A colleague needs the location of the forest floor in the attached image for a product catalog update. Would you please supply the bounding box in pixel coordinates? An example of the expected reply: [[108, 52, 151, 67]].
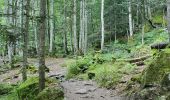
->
[[0, 58, 145, 100]]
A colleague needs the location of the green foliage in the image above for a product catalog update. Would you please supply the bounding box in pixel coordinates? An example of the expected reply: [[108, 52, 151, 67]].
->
[[152, 14, 164, 25], [0, 83, 13, 95], [141, 49, 170, 86], [0, 84, 18, 100], [35, 87, 64, 100], [94, 62, 135, 88], [66, 57, 91, 79], [17, 77, 39, 100]]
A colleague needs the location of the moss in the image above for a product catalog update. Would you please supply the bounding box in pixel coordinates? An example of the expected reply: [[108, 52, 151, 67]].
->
[[35, 86, 64, 100], [17, 77, 39, 100], [131, 73, 142, 84], [141, 49, 170, 86], [152, 14, 164, 25]]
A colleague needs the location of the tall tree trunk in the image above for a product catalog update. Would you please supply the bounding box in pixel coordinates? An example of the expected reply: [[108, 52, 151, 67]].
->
[[63, 0, 68, 54], [168, 0, 170, 42], [128, 0, 133, 37], [38, 0, 46, 91], [73, 0, 78, 55], [7, 0, 14, 68], [84, 0, 88, 54], [22, 0, 30, 81], [49, 0, 54, 53], [79, 0, 83, 53], [101, 0, 105, 51]]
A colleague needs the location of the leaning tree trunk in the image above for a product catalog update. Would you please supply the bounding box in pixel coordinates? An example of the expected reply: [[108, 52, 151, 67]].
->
[[38, 0, 47, 91]]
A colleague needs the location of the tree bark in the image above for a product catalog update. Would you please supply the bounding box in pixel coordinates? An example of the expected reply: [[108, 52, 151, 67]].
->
[[128, 0, 133, 37], [73, 0, 78, 55], [167, 0, 170, 42], [49, 0, 54, 53], [22, 0, 30, 81], [101, 0, 105, 51], [38, 0, 46, 91]]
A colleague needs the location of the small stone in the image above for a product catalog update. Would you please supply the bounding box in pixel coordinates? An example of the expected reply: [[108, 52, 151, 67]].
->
[[87, 87, 96, 92], [84, 82, 93, 86], [75, 89, 88, 94], [13, 75, 19, 79], [69, 79, 75, 82]]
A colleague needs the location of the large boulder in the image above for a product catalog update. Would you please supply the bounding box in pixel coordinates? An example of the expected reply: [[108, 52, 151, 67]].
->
[[141, 49, 170, 86]]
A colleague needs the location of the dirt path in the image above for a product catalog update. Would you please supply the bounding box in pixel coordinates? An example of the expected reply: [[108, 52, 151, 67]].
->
[[1, 58, 145, 100]]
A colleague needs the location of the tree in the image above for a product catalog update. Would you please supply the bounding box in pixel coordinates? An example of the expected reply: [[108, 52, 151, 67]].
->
[[167, 0, 170, 42], [49, 0, 54, 53], [73, 0, 78, 55], [101, 0, 104, 51], [38, 0, 47, 91], [128, 0, 133, 37], [22, 0, 30, 81]]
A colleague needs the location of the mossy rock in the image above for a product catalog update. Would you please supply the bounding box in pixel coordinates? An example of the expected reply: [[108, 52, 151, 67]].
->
[[35, 87, 64, 100], [17, 77, 39, 100], [141, 49, 170, 86], [161, 72, 170, 90]]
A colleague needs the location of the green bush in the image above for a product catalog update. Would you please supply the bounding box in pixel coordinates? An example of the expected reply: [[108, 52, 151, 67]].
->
[[0, 83, 13, 95], [17, 77, 39, 100], [35, 87, 64, 100], [66, 58, 91, 79], [94, 62, 135, 88]]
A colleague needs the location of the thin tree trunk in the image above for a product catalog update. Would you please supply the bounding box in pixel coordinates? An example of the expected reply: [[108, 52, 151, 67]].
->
[[73, 0, 78, 55], [49, 0, 54, 53], [167, 0, 170, 42], [101, 0, 104, 51], [63, 0, 68, 54], [79, 0, 83, 53], [128, 0, 133, 37], [84, 0, 88, 54]]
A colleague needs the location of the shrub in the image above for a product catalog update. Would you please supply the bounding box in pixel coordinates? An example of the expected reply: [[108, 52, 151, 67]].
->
[[66, 58, 91, 79], [17, 77, 39, 100], [94, 62, 135, 88], [36, 87, 64, 100], [0, 83, 13, 95]]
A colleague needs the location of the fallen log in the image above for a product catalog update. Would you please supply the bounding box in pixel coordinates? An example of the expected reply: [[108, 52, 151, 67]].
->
[[117, 55, 151, 63], [151, 42, 170, 50]]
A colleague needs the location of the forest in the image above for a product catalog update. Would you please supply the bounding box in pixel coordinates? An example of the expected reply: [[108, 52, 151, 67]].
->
[[0, 0, 170, 100]]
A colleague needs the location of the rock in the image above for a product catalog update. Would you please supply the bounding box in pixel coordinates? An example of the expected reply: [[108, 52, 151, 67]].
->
[[88, 87, 96, 92], [69, 79, 76, 82], [75, 89, 88, 94], [83, 81, 93, 86], [141, 49, 170, 86], [13, 75, 19, 79], [161, 72, 170, 90]]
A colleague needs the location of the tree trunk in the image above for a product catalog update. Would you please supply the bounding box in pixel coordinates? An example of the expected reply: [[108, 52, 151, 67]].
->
[[38, 0, 46, 91], [128, 0, 133, 37], [22, 0, 30, 81], [49, 0, 54, 53], [79, 0, 83, 53], [101, 0, 105, 51], [63, 0, 68, 54], [167, 0, 170, 42], [73, 0, 78, 55]]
